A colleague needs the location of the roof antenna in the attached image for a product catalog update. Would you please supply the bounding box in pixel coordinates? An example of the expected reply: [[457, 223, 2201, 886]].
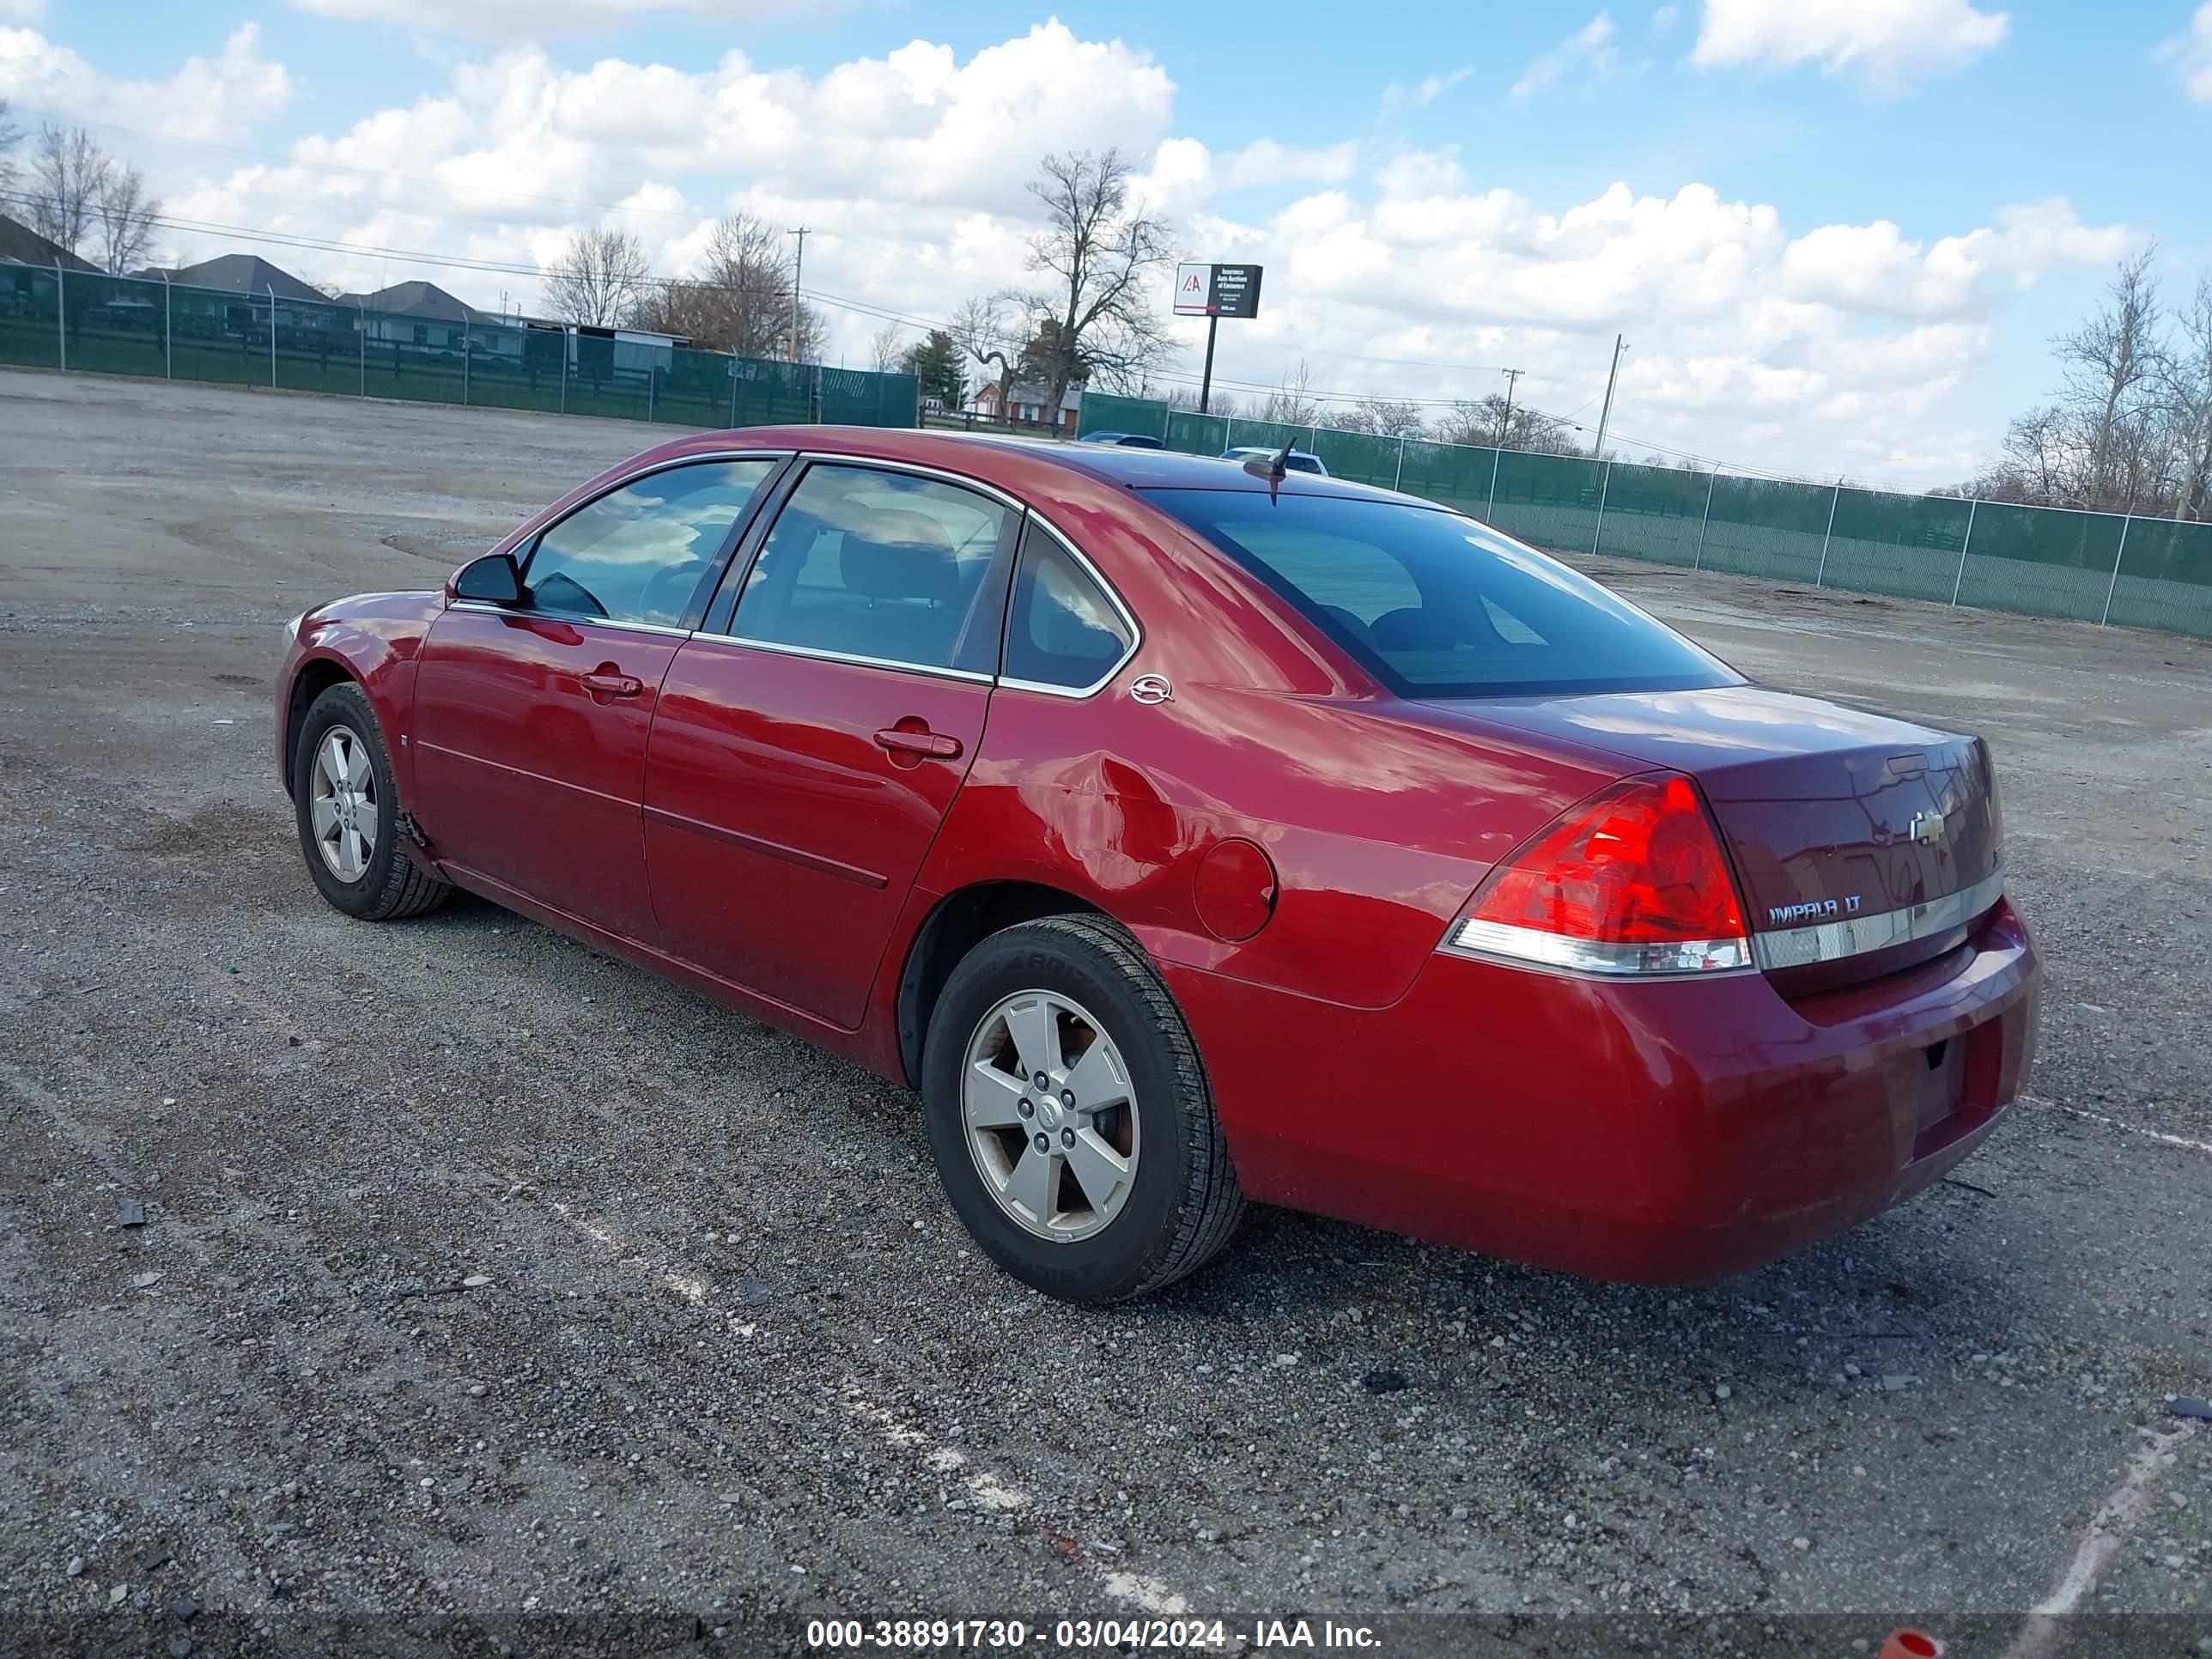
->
[[1241, 436, 1295, 501]]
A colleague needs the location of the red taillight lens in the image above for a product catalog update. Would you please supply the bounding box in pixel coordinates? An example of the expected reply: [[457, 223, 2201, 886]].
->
[[1445, 774, 1750, 976]]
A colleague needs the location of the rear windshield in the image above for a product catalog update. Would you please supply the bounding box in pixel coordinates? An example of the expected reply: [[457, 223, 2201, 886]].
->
[[1146, 489, 1741, 698]]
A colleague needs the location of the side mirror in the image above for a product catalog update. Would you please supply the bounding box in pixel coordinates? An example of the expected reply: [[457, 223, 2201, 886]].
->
[[452, 552, 523, 606]]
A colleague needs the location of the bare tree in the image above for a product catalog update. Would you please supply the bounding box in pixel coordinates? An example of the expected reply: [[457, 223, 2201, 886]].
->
[[1158, 384, 1241, 419], [1430, 392, 1586, 455], [1331, 396, 1427, 438], [2057, 246, 2166, 508], [94, 166, 161, 274], [950, 292, 1020, 410], [1018, 149, 1174, 414], [866, 322, 905, 374], [1257, 359, 1319, 428], [2161, 273, 2212, 521], [542, 228, 651, 330], [630, 216, 822, 360], [25, 123, 111, 259], [0, 99, 22, 197]]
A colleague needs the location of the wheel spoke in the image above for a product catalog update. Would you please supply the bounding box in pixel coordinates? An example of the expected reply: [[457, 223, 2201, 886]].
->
[[961, 987, 1139, 1244], [310, 795, 339, 836], [1064, 1040, 1130, 1114], [965, 1060, 1030, 1128], [1003, 995, 1061, 1082], [1006, 1143, 1057, 1223], [1062, 1127, 1129, 1212], [319, 732, 347, 789], [353, 798, 378, 850], [341, 826, 364, 877], [342, 736, 371, 789]]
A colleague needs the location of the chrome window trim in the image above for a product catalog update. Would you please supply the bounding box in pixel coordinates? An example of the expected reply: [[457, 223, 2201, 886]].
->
[[1000, 517, 1144, 701], [702, 634, 996, 684], [506, 449, 794, 621], [687, 453, 1144, 696], [515, 450, 796, 572], [447, 600, 694, 638], [789, 451, 1034, 516], [1751, 867, 2005, 973]]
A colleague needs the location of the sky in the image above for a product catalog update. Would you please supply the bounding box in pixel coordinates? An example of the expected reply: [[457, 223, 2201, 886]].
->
[[3, 0, 2209, 489]]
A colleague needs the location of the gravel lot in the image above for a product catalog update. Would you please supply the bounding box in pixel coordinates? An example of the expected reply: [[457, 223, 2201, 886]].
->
[[2, 369, 2207, 1658]]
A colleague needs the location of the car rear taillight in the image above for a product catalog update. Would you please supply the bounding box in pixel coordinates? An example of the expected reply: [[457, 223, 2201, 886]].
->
[[1442, 773, 1752, 976]]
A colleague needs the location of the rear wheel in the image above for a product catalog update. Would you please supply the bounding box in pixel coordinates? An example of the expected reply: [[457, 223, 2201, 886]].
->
[[291, 682, 453, 921], [921, 915, 1244, 1303]]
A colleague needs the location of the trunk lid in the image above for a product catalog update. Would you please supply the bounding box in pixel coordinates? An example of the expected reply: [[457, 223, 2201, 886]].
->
[[1435, 685, 2003, 988]]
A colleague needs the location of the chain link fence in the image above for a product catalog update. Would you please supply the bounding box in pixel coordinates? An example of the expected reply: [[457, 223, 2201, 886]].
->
[[1080, 392, 2212, 640], [0, 264, 920, 432]]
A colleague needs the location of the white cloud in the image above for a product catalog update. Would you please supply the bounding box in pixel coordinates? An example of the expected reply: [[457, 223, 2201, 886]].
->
[[287, 0, 807, 33], [1779, 200, 2130, 316], [1211, 167, 2124, 483], [0, 0, 44, 25], [0, 23, 291, 143], [162, 22, 1176, 339], [1223, 138, 1359, 190], [1380, 66, 1472, 112], [1653, 5, 1680, 29], [1692, 0, 2008, 94], [2159, 3, 2212, 102], [1511, 12, 1619, 100], [65, 19, 2119, 488]]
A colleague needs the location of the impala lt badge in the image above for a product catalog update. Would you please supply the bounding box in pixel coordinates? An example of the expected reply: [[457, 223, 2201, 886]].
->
[[1769, 894, 1864, 926]]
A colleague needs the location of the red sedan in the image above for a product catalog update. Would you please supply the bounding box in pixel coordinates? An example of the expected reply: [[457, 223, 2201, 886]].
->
[[276, 428, 2038, 1302]]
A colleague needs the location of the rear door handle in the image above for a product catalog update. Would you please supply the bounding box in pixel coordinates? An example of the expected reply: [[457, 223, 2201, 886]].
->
[[581, 672, 644, 698], [874, 727, 963, 760]]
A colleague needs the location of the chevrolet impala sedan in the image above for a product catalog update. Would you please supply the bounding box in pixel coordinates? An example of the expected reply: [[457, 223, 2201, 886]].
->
[[276, 429, 2038, 1302]]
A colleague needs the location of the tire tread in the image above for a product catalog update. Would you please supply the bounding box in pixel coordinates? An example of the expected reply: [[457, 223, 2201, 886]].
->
[[296, 683, 454, 922], [1000, 913, 1245, 1299]]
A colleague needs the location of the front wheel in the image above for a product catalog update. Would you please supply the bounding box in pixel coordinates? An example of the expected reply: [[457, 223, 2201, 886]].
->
[[921, 915, 1244, 1303], [291, 682, 453, 921]]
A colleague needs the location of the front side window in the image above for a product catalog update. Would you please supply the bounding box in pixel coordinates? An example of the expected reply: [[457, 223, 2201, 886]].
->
[[732, 464, 1010, 672], [1147, 489, 1739, 698], [1002, 523, 1134, 691], [523, 459, 776, 627]]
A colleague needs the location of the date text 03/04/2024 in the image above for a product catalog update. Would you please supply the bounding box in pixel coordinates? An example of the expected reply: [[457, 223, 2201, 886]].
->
[[804, 1617, 1382, 1650]]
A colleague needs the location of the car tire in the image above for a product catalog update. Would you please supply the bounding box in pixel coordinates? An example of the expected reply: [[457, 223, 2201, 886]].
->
[[921, 914, 1244, 1303], [291, 681, 453, 922]]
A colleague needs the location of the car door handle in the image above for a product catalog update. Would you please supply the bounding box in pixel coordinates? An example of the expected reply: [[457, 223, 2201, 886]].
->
[[580, 672, 644, 698], [874, 727, 963, 760]]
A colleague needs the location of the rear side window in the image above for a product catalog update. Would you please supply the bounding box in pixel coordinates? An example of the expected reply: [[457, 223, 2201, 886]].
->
[[732, 464, 1011, 672], [1146, 489, 1738, 697], [1002, 523, 1135, 692], [524, 459, 775, 627]]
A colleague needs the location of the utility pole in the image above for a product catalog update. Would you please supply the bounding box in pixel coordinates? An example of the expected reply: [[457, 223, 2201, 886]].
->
[[787, 226, 809, 364], [1591, 332, 1627, 459], [1498, 367, 1524, 447], [1199, 313, 1220, 415]]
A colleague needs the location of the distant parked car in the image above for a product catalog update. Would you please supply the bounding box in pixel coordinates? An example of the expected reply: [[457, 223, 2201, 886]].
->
[[1079, 431, 1165, 448], [1224, 445, 1328, 476]]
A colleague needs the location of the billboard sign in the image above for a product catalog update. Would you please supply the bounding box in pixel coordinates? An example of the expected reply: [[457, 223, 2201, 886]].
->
[[1172, 263, 1264, 319]]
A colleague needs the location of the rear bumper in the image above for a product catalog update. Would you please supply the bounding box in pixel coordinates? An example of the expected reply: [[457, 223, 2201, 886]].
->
[[1169, 899, 2039, 1282]]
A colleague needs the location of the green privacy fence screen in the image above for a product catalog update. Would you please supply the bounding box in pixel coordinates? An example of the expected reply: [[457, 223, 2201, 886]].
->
[[0, 265, 919, 432], [1078, 392, 2212, 640]]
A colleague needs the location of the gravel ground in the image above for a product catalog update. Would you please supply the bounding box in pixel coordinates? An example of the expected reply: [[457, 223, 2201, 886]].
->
[[1, 369, 2207, 1659]]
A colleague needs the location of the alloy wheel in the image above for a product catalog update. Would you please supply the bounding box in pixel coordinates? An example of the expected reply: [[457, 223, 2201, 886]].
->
[[962, 989, 1139, 1242], [308, 724, 378, 882]]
